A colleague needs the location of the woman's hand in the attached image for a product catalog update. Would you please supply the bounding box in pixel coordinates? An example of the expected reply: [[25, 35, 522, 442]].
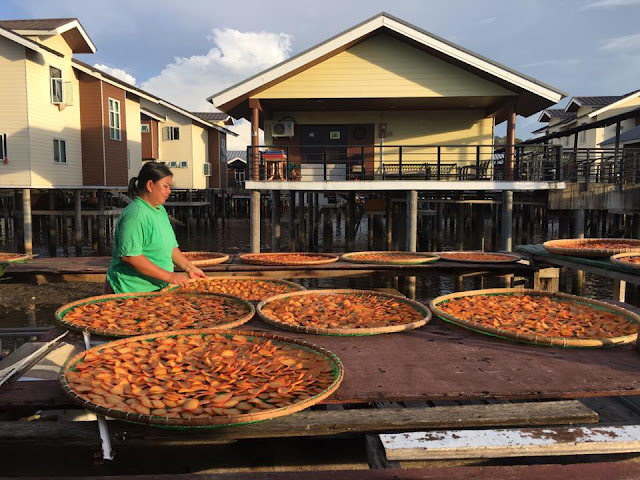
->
[[185, 263, 207, 279], [167, 271, 191, 287]]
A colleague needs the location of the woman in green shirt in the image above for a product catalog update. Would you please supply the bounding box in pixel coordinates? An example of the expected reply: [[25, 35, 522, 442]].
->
[[105, 162, 207, 294]]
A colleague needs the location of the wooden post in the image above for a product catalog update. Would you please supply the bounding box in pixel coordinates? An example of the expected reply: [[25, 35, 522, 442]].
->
[[322, 207, 333, 253], [533, 267, 560, 292], [501, 190, 513, 251], [250, 102, 261, 253], [505, 103, 516, 181], [347, 192, 356, 251], [313, 193, 320, 250], [22, 189, 33, 255], [573, 210, 585, 239], [48, 190, 57, 257], [288, 191, 296, 251], [456, 202, 465, 250], [307, 193, 314, 250], [614, 279, 626, 303], [368, 214, 374, 250], [271, 190, 281, 252], [74, 189, 82, 256], [297, 191, 305, 249], [473, 204, 485, 251], [406, 190, 418, 252]]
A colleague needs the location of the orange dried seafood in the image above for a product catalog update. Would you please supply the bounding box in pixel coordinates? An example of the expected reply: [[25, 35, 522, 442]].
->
[[437, 252, 518, 263], [437, 293, 637, 339], [180, 277, 304, 301], [62, 331, 342, 424], [341, 251, 438, 265], [239, 253, 339, 266], [259, 290, 429, 333], [57, 292, 254, 336]]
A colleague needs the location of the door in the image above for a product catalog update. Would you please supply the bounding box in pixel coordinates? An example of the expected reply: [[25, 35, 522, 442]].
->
[[347, 124, 375, 179]]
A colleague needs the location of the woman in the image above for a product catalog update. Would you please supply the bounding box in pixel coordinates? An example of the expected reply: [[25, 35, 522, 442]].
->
[[105, 162, 207, 294]]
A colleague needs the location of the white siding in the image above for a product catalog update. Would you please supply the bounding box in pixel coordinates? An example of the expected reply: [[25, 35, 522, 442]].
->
[[0, 37, 30, 186], [125, 96, 142, 179], [191, 124, 208, 190], [25, 47, 82, 187]]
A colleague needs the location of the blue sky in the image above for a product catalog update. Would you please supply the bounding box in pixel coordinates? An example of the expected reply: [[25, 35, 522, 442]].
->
[[5, 0, 640, 143]]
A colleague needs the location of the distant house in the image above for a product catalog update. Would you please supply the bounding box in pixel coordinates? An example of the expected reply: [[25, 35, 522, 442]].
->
[[0, 17, 236, 190], [226, 150, 247, 188], [534, 92, 640, 149]]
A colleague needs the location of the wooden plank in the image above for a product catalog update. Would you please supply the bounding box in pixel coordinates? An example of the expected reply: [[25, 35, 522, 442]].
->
[[1, 462, 640, 480], [0, 401, 597, 445], [382, 424, 640, 461]]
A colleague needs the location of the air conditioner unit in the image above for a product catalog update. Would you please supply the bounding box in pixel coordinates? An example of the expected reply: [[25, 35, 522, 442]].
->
[[272, 121, 295, 138]]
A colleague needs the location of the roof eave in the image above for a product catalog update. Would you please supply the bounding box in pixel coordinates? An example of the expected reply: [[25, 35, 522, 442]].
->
[[589, 91, 640, 119]]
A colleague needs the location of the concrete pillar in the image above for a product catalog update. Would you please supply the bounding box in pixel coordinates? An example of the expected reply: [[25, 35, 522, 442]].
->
[[472, 204, 485, 251], [48, 190, 57, 257], [573, 209, 585, 239], [385, 195, 393, 250], [297, 191, 305, 249], [406, 190, 418, 252], [271, 190, 281, 252], [322, 208, 333, 252], [308, 193, 315, 250], [22, 189, 33, 255], [74, 189, 83, 256], [288, 191, 296, 251], [505, 103, 516, 181], [501, 190, 513, 251], [249, 104, 261, 253], [313, 193, 320, 249]]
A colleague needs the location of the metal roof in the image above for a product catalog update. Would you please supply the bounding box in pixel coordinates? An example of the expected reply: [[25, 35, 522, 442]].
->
[[227, 150, 248, 163], [0, 18, 77, 30], [192, 112, 230, 122], [600, 124, 640, 146], [545, 109, 576, 119]]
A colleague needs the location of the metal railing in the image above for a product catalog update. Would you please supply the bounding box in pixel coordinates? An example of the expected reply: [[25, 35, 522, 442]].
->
[[244, 144, 640, 184]]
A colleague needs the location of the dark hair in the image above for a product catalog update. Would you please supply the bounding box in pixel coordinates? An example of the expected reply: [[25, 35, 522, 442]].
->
[[127, 162, 173, 198]]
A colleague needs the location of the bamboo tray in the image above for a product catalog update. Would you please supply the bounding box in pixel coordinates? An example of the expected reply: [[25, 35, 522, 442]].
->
[[239, 252, 339, 266], [340, 251, 439, 265], [182, 251, 229, 267], [436, 251, 521, 263], [60, 329, 344, 428], [55, 291, 255, 337], [543, 238, 640, 258], [610, 253, 640, 270], [0, 252, 33, 263], [430, 288, 640, 348], [257, 289, 431, 336], [175, 276, 306, 302]]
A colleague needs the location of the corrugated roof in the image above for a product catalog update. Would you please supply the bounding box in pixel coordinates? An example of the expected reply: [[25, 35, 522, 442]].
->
[[545, 109, 576, 119], [0, 24, 64, 57], [192, 112, 229, 122], [600, 124, 640, 146], [572, 96, 625, 107], [227, 150, 247, 163], [0, 18, 77, 31]]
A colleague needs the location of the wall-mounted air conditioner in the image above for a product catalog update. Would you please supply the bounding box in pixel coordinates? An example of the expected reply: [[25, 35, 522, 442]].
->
[[272, 121, 295, 138]]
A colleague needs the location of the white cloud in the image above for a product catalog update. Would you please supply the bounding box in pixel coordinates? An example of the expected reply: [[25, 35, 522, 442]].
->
[[140, 28, 292, 112], [93, 64, 137, 85], [226, 119, 264, 151], [581, 0, 640, 9], [477, 16, 497, 25], [600, 33, 640, 52]]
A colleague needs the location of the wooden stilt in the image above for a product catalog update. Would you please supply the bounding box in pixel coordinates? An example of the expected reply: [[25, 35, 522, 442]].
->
[[48, 190, 57, 257], [271, 190, 281, 252], [74, 190, 82, 256], [288, 191, 296, 251], [406, 190, 418, 252], [385, 195, 393, 250], [97, 191, 105, 255], [22, 189, 33, 255], [501, 190, 513, 251], [574, 210, 585, 239], [297, 191, 305, 249]]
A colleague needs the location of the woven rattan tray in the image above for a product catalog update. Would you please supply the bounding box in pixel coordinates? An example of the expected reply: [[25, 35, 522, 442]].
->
[[59, 329, 344, 428], [175, 276, 306, 302], [257, 289, 431, 336], [55, 291, 255, 337], [436, 251, 521, 263], [610, 252, 640, 270], [543, 238, 640, 258], [340, 251, 439, 265], [0, 252, 33, 263], [182, 251, 229, 267], [430, 288, 640, 348], [239, 252, 339, 266]]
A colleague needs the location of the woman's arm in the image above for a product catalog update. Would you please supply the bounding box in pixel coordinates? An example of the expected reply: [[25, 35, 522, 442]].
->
[[172, 248, 207, 279], [121, 254, 191, 287]]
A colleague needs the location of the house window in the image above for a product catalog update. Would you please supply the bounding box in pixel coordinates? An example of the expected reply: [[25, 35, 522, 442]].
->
[[141, 124, 150, 133], [50, 66, 63, 104], [0, 133, 6, 161], [235, 169, 245, 186], [579, 130, 586, 144], [163, 126, 180, 141], [109, 98, 121, 140], [53, 139, 67, 164], [180, 161, 188, 169], [203, 163, 211, 176]]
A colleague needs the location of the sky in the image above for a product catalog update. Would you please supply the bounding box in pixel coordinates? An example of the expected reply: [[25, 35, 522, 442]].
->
[[5, 0, 640, 146]]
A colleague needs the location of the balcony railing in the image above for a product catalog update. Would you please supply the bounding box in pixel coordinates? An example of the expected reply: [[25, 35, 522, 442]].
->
[[244, 144, 640, 184]]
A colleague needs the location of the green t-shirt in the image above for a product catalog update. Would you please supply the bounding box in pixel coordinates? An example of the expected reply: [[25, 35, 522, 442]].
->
[[106, 197, 179, 294]]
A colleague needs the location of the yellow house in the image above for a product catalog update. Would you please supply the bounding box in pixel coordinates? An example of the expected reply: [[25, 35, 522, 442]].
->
[[0, 19, 95, 188], [208, 12, 565, 184]]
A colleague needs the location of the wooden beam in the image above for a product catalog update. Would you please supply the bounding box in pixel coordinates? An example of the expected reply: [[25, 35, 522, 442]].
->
[[0, 401, 597, 446]]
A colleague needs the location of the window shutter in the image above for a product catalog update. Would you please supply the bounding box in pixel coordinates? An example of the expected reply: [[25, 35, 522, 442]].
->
[[63, 82, 74, 105], [0, 134, 6, 159], [173, 127, 180, 140], [162, 127, 169, 141]]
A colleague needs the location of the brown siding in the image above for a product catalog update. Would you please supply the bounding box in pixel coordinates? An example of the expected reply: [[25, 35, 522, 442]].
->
[[79, 73, 105, 185], [208, 129, 221, 188], [141, 117, 159, 160], [102, 83, 128, 186]]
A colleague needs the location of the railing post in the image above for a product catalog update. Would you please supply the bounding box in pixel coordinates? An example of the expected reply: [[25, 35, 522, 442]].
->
[[398, 146, 403, 180], [437, 146, 441, 180], [556, 146, 563, 181], [361, 146, 365, 180], [476, 145, 481, 180], [585, 149, 590, 189], [323, 147, 327, 181], [285, 146, 290, 181]]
